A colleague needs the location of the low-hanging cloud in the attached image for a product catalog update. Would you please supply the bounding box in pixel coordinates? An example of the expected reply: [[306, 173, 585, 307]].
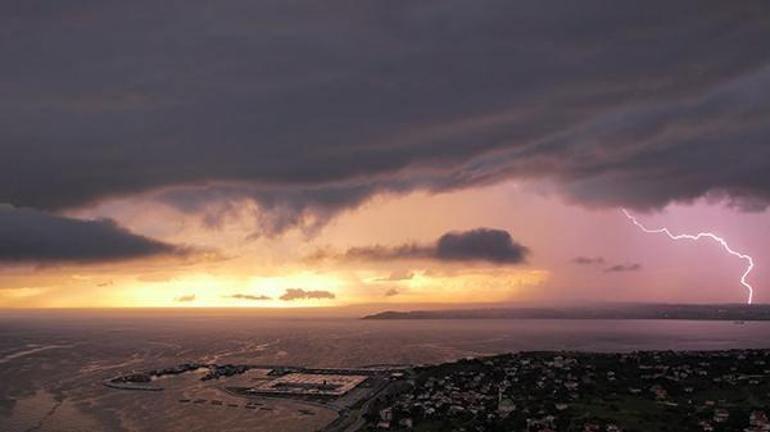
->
[[329, 228, 528, 265], [384, 288, 400, 297], [573, 256, 605, 265], [225, 293, 272, 301], [436, 229, 528, 264], [605, 263, 643, 273], [375, 270, 415, 282], [279, 288, 336, 301], [0, 207, 185, 263], [175, 294, 196, 302]]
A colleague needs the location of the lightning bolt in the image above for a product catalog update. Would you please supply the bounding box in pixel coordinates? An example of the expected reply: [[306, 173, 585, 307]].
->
[[621, 209, 755, 304]]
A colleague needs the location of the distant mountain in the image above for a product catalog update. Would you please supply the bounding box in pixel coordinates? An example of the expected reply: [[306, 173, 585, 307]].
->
[[362, 303, 770, 321]]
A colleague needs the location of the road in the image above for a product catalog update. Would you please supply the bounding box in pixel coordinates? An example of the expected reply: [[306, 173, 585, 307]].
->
[[322, 379, 403, 432]]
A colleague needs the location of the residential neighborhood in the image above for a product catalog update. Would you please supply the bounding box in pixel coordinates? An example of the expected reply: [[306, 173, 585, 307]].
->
[[362, 350, 770, 432]]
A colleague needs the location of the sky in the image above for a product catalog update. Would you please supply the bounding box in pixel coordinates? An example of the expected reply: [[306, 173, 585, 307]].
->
[[1, 1, 770, 308]]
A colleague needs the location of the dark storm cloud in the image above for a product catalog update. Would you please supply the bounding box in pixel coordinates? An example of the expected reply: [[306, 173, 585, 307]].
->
[[573, 257, 605, 265], [279, 288, 336, 301], [436, 229, 528, 264], [0, 207, 184, 263], [605, 263, 642, 273], [332, 228, 529, 265], [2, 0, 770, 235], [226, 293, 272, 301], [156, 182, 384, 237]]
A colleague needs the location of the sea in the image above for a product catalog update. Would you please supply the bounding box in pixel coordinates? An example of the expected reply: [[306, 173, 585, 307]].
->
[[2, 310, 770, 431]]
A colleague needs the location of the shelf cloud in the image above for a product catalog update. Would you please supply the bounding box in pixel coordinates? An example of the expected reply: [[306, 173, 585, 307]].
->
[[1, 3, 769, 212], [2, 1, 770, 254]]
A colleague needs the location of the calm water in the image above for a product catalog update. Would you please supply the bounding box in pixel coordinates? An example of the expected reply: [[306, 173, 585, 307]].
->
[[2, 311, 770, 431]]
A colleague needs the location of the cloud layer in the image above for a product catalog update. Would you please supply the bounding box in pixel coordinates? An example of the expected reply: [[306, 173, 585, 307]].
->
[[334, 228, 528, 265], [0, 207, 183, 263], [2, 1, 770, 264], [1, 1, 769, 226]]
